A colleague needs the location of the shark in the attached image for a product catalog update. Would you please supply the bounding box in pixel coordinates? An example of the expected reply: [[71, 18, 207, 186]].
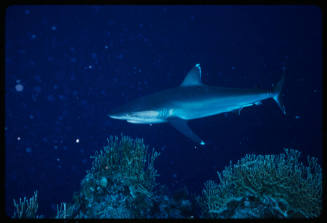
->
[[108, 64, 285, 145]]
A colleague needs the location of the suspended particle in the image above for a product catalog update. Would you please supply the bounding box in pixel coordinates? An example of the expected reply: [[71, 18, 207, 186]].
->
[[75, 138, 80, 143], [15, 83, 24, 92]]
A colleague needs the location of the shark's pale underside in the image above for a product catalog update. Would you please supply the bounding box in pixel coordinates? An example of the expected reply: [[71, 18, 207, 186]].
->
[[109, 64, 285, 145]]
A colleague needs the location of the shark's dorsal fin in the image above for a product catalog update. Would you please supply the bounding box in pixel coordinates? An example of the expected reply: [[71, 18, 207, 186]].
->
[[181, 64, 203, 87]]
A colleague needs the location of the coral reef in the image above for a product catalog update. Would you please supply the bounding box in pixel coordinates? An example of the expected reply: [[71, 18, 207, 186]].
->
[[53, 134, 193, 218], [67, 134, 161, 218], [12, 190, 40, 218], [200, 148, 322, 218], [10, 140, 322, 219]]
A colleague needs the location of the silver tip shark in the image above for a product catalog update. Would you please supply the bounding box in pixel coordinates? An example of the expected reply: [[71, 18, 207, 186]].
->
[[108, 64, 285, 145]]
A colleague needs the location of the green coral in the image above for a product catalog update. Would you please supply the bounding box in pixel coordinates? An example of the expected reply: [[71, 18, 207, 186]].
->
[[201, 148, 322, 218]]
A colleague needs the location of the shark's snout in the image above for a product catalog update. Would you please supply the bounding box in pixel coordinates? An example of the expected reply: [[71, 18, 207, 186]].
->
[[107, 107, 126, 119], [108, 110, 128, 120], [108, 114, 121, 119]]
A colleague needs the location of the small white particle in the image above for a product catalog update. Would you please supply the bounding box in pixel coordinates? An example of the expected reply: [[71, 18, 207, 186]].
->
[[104, 45, 108, 49], [76, 138, 80, 143], [17, 136, 21, 141], [15, 84, 24, 92], [88, 65, 92, 69]]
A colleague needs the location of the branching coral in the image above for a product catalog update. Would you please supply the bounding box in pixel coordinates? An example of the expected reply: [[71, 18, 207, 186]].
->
[[13, 190, 39, 218], [86, 134, 160, 196], [78, 134, 160, 218], [201, 148, 322, 218], [55, 202, 78, 219]]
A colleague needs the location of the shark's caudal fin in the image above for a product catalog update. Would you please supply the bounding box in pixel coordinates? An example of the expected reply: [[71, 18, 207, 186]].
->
[[272, 75, 286, 115], [168, 117, 205, 146]]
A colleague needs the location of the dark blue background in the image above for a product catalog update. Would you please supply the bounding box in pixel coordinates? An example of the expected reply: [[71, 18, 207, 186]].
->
[[5, 5, 322, 217]]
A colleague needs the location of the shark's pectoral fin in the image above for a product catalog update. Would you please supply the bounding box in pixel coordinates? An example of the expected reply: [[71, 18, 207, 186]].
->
[[168, 117, 205, 145]]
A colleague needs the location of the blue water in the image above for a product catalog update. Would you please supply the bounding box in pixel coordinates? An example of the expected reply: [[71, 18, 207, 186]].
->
[[5, 5, 322, 218]]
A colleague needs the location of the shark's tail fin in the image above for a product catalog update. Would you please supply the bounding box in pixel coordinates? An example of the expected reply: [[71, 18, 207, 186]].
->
[[272, 75, 286, 115]]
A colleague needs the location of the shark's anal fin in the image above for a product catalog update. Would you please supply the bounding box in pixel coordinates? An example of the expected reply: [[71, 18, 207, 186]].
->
[[168, 117, 205, 145]]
